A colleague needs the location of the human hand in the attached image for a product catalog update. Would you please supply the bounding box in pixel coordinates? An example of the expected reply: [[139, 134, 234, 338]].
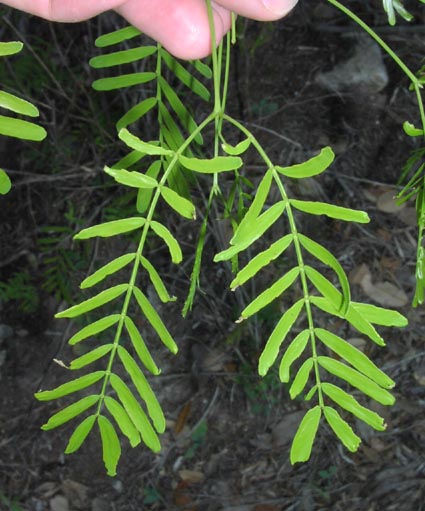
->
[[1, 0, 298, 59]]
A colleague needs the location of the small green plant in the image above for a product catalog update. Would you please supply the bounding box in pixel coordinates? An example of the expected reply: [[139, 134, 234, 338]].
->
[[1, 0, 423, 475], [0, 270, 39, 314]]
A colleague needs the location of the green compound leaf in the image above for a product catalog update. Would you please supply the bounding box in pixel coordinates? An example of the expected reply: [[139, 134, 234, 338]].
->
[[104, 396, 141, 448], [89, 46, 157, 68], [290, 406, 321, 464], [178, 154, 242, 173], [291, 199, 370, 224], [305, 265, 343, 311], [298, 234, 350, 313], [65, 415, 97, 454], [215, 201, 287, 261], [0, 91, 39, 116], [118, 346, 165, 433], [150, 220, 183, 264], [74, 218, 146, 240], [116, 97, 158, 132], [124, 315, 161, 375], [95, 26, 141, 47], [119, 128, 174, 156], [69, 344, 114, 370], [109, 373, 161, 453], [305, 385, 318, 401], [68, 315, 120, 345], [0, 115, 47, 141], [276, 147, 335, 178], [80, 254, 136, 289], [55, 284, 128, 319], [98, 415, 121, 477], [279, 330, 310, 383], [40, 395, 100, 430], [0, 168, 11, 195], [289, 358, 314, 399], [160, 49, 210, 101], [315, 328, 394, 389], [140, 256, 177, 303], [403, 121, 424, 137], [230, 234, 293, 290], [137, 160, 162, 214], [35, 372, 105, 401], [258, 298, 304, 376], [238, 267, 300, 321], [322, 382, 386, 431], [222, 138, 251, 156], [105, 166, 158, 189], [160, 185, 196, 219], [133, 287, 178, 354], [92, 72, 156, 91], [318, 356, 395, 406], [0, 41, 23, 56], [323, 406, 361, 453]]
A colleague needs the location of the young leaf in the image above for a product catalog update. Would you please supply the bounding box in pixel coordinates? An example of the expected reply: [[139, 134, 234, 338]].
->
[[230, 234, 293, 289], [289, 358, 314, 399], [318, 357, 395, 405], [0, 168, 11, 195], [0, 115, 47, 141], [0, 91, 39, 116], [68, 315, 120, 345], [40, 395, 99, 430], [55, 284, 128, 318], [150, 220, 183, 264], [291, 199, 370, 223], [323, 406, 361, 453], [322, 382, 386, 431], [92, 72, 156, 91], [109, 373, 161, 452], [104, 396, 141, 448], [124, 315, 161, 375], [215, 201, 287, 262], [315, 328, 394, 388], [133, 287, 178, 354], [279, 330, 310, 383], [95, 26, 141, 47], [118, 346, 165, 433], [74, 218, 146, 240], [290, 406, 322, 464], [276, 147, 335, 178], [69, 344, 114, 370], [80, 254, 136, 289], [222, 138, 251, 156], [238, 267, 300, 320], [116, 97, 157, 132], [258, 299, 304, 376], [298, 234, 350, 313], [35, 372, 105, 401], [104, 166, 158, 189], [118, 128, 174, 156], [98, 415, 121, 477], [178, 154, 242, 173], [160, 186, 196, 219], [140, 256, 177, 303], [65, 414, 96, 454], [89, 46, 157, 68]]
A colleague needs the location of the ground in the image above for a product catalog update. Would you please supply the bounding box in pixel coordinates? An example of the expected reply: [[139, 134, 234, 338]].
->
[[0, 1, 425, 510]]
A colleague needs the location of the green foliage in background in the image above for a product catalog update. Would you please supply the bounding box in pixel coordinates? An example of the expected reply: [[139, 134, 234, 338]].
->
[[0, 0, 423, 475]]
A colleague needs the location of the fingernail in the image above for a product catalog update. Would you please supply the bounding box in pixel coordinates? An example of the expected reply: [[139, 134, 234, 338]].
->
[[261, 0, 298, 16]]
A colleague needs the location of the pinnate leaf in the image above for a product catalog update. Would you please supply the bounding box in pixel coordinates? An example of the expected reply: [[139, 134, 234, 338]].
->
[[178, 154, 242, 173], [291, 199, 369, 223], [0, 169, 11, 195], [0, 115, 47, 141], [290, 406, 321, 464], [160, 186, 196, 219], [104, 396, 141, 448], [150, 220, 183, 264], [98, 415, 121, 477], [323, 406, 361, 453], [40, 395, 99, 430], [69, 344, 114, 370], [68, 315, 120, 345], [119, 128, 173, 156], [74, 218, 146, 240], [116, 97, 157, 131], [222, 138, 251, 156], [125, 316, 160, 375], [89, 46, 157, 68], [95, 26, 141, 47], [80, 254, 136, 289], [0, 91, 39, 116], [279, 330, 310, 383], [289, 358, 314, 399], [140, 256, 176, 303], [0, 41, 23, 56], [276, 147, 334, 178], [56, 284, 128, 319], [351, 302, 407, 327], [92, 72, 156, 91], [105, 166, 158, 189]]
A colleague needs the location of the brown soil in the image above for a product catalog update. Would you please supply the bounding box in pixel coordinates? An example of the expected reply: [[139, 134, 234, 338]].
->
[[1, 2, 425, 510]]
